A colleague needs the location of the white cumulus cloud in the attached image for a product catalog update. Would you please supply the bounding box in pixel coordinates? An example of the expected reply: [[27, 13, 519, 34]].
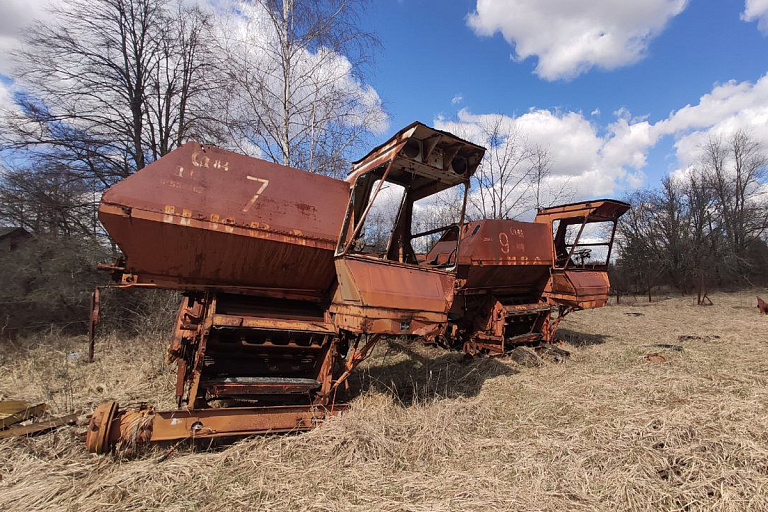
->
[[0, 0, 64, 76], [435, 73, 768, 201], [435, 108, 647, 199], [742, 0, 768, 33], [467, 0, 689, 81], [655, 74, 768, 166]]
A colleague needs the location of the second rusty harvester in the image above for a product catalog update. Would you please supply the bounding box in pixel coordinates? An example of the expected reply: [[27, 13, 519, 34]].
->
[[86, 122, 628, 453]]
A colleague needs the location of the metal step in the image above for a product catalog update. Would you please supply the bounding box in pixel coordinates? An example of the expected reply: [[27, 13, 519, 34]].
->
[[203, 377, 321, 397]]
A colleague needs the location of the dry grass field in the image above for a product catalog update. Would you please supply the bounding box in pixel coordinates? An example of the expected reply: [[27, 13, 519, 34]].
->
[[1, 291, 767, 511]]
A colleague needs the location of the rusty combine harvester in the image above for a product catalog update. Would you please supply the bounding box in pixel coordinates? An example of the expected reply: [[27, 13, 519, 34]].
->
[[85, 122, 629, 453]]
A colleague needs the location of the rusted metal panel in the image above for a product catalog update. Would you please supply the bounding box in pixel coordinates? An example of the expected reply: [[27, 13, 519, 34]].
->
[[0, 401, 47, 429], [0, 413, 78, 439], [334, 256, 454, 313], [461, 265, 552, 295], [149, 405, 342, 440], [204, 377, 321, 397], [100, 142, 350, 295], [562, 271, 610, 297], [211, 314, 336, 334], [546, 271, 611, 308], [534, 199, 631, 224], [331, 256, 454, 336], [330, 303, 448, 336], [422, 220, 553, 296], [101, 210, 339, 295], [456, 220, 553, 266]]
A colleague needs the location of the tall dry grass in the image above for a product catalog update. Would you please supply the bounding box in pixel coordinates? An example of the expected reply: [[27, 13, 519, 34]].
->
[[1, 291, 767, 511]]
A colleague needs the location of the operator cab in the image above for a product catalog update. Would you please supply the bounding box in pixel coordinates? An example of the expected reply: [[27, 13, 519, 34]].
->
[[330, 122, 485, 338], [534, 199, 630, 309], [335, 122, 485, 269], [534, 200, 630, 271]]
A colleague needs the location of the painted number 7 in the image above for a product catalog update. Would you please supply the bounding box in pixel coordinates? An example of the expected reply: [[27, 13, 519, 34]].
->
[[242, 176, 270, 213]]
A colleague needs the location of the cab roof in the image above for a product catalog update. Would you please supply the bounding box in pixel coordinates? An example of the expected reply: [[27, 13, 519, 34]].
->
[[348, 121, 486, 201], [535, 199, 630, 223]]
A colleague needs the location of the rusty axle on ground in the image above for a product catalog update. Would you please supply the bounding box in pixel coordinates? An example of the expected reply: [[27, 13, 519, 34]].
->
[[85, 401, 346, 453]]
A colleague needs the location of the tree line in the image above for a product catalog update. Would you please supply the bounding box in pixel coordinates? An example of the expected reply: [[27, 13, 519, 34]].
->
[[613, 130, 768, 301], [0, 0, 385, 334], [0, 0, 384, 238]]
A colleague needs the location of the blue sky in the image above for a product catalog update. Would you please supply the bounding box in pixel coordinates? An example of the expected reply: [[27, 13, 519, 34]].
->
[[357, 0, 768, 198], [1, 0, 767, 200], [365, 2, 767, 127]]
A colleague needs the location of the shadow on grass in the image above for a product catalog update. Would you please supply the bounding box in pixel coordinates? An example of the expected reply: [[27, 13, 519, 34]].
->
[[556, 327, 609, 348], [348, 339, 519, 406]]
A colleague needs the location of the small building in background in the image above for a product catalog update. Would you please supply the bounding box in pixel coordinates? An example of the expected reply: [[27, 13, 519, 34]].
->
[[0, 227, 31, 252]]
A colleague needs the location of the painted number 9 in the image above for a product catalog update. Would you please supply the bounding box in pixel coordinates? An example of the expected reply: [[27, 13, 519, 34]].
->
[[499, 232, 509, 254]]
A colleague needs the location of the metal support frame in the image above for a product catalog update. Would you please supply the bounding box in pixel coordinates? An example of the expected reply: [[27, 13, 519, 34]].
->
[[331, 334, 382, 393], [87, 287, 101, 363], [86, 402, 347, 454], [563, 217, 588, 271], [341, 159, 397, 255]]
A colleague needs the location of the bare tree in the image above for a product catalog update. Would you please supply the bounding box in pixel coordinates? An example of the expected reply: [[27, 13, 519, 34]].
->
[[616, 190, 668, 301], [470, 117, 535, 219], [682, 170, 720, 301], [213, 0, 386, 176], [0, 0, 214, 236], [618, 176, 724, 300], [529, 143, 571, 210], [701, 130, 768, 265], [143, 2, 214, 160], [615, 130, 768, 297], [0, 161, 98, 236], [655, 176, 692, 291], [5, 0, 212, 178], [466, 117, 567, 219]]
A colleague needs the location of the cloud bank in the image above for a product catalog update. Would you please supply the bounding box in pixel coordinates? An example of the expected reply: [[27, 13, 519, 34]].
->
[[436, 73, 768, 197], [467, 0, 688, 80]]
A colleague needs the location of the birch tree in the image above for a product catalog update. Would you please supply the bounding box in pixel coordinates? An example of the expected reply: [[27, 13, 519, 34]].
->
[[213, 0, 386, 176], [468, 117, 567, 219]]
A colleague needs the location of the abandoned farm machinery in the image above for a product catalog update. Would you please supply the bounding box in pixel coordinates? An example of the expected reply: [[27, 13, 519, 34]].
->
[[85, 122, 629, 453]]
